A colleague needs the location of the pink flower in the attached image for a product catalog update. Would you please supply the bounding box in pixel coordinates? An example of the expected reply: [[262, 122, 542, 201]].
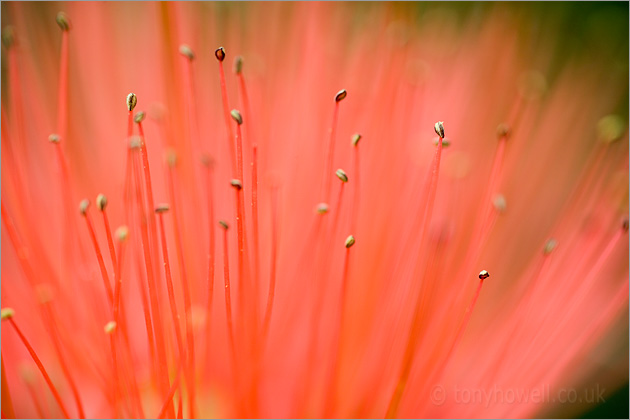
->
[[1, 2, 628, 419]]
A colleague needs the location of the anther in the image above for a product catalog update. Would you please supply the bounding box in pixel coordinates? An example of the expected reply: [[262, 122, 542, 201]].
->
[[493, 194, 507, 213], [200, 153, 215, 168], [230, 109, 243, 125], [478, 270, 490, 280], [134, 111, 146, 124], [126, 93, 138, 112], [434, 121, 445, 139], [335, 169, 348, 183], [48, 133, 61, 144], [316, 203, 329, 214], [104, 321, 117, 334], [79, 199, 90, 216], [215, 47, 226, 62], [345, 235, 356, 248], [165, 149, 178, 168], [623, 219, 629, 232], [1, 308, 15, 320], [219, 220, 229, 230], [234, 55, 243, 75], [335, 89, 347, 102], [496, 123, 510, 139], [56, 12, 70, 31], [36, 284, 54, 304], [155, 204, 170, 214], [543, 238, 558, 255], [179, 44, 195, 60], [129, 135, 142, 150], [351, 133, 362, 147], [230, 179, 243, 190], [96, 194, 108, 211], [2, 26, 15, 49], [115, 226, 129, 243], [597, 115, 625, 144]]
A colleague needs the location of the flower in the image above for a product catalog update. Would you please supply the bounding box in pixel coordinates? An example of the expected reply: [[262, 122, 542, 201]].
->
[[1, 2, 628, 419]]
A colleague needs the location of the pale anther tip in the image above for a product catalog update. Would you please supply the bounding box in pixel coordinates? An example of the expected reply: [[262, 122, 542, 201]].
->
[[79, 199, 90, 216], [479, 270, 490, 280], [134, 111, 146, 124], [215, 46, 226, 62], [104, 321, 117, 334], [96, 194, 108, 211], [434, 121, 445, 139], [335, 89, 347, 102], [316, 203, 329, 214], [115, 226, 129, 243], [126, 93, 138, 112], [1, 308, 15, 320], [335, 168, 348, 183], [179, 44, 195, 60], [234, 55, 243, 74], [155, 204, 170, 214], [56, 12, 70, 31], [543, 238, 558, 255], [230, 109, 243, 125], [48, 133, 61, 144], [345, 235, 356, 248]]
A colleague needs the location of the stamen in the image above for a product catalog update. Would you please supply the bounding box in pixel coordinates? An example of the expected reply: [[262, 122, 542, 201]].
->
[[164, 158, 197, 417], [335, 168, 349, 183], [216, 46, 237, 176], [1, 354, 15, 419], [202, 155, 216, 372], [126, 93, 138, 112], [80, 199, 114, 303], [321, 89, 347, 203], [155, 205, 187, 373], [324, 235, 355, 417], [179, 44, 195, 61], [220, 220, 237, 360], [3, 311, 71, 419]]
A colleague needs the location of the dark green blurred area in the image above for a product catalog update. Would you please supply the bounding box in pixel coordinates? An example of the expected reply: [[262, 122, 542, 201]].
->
[[581, 383, 629, 419], [396, 1, 629, 115]]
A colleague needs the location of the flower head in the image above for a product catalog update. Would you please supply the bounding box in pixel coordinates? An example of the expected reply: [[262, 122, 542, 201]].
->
[[1, 2, 628, 419]]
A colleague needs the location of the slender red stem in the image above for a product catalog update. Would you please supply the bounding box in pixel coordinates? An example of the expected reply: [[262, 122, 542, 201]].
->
[[156, 211, 187, 366], [56, 31, 69, 142], [222, 225, 237, 365], [40, 304, 85, 419], [219, 60, 237, 176], [237, 72, 253, 150], [204, 163, 216, 370], [351, 145, 361, 233], [1, 354, 15, 419], [385, 137, 444, 418], [322, 102, 340, 203], [165, 161, 196, 417], [132, 149, 174, 418], [157, 363, 184, 419], [324, 247, 352, 417], [101, 209, 118, 273], [7, 318, 70, 419], [83, 211, 114, 304], [252, 144, 260, 317]]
